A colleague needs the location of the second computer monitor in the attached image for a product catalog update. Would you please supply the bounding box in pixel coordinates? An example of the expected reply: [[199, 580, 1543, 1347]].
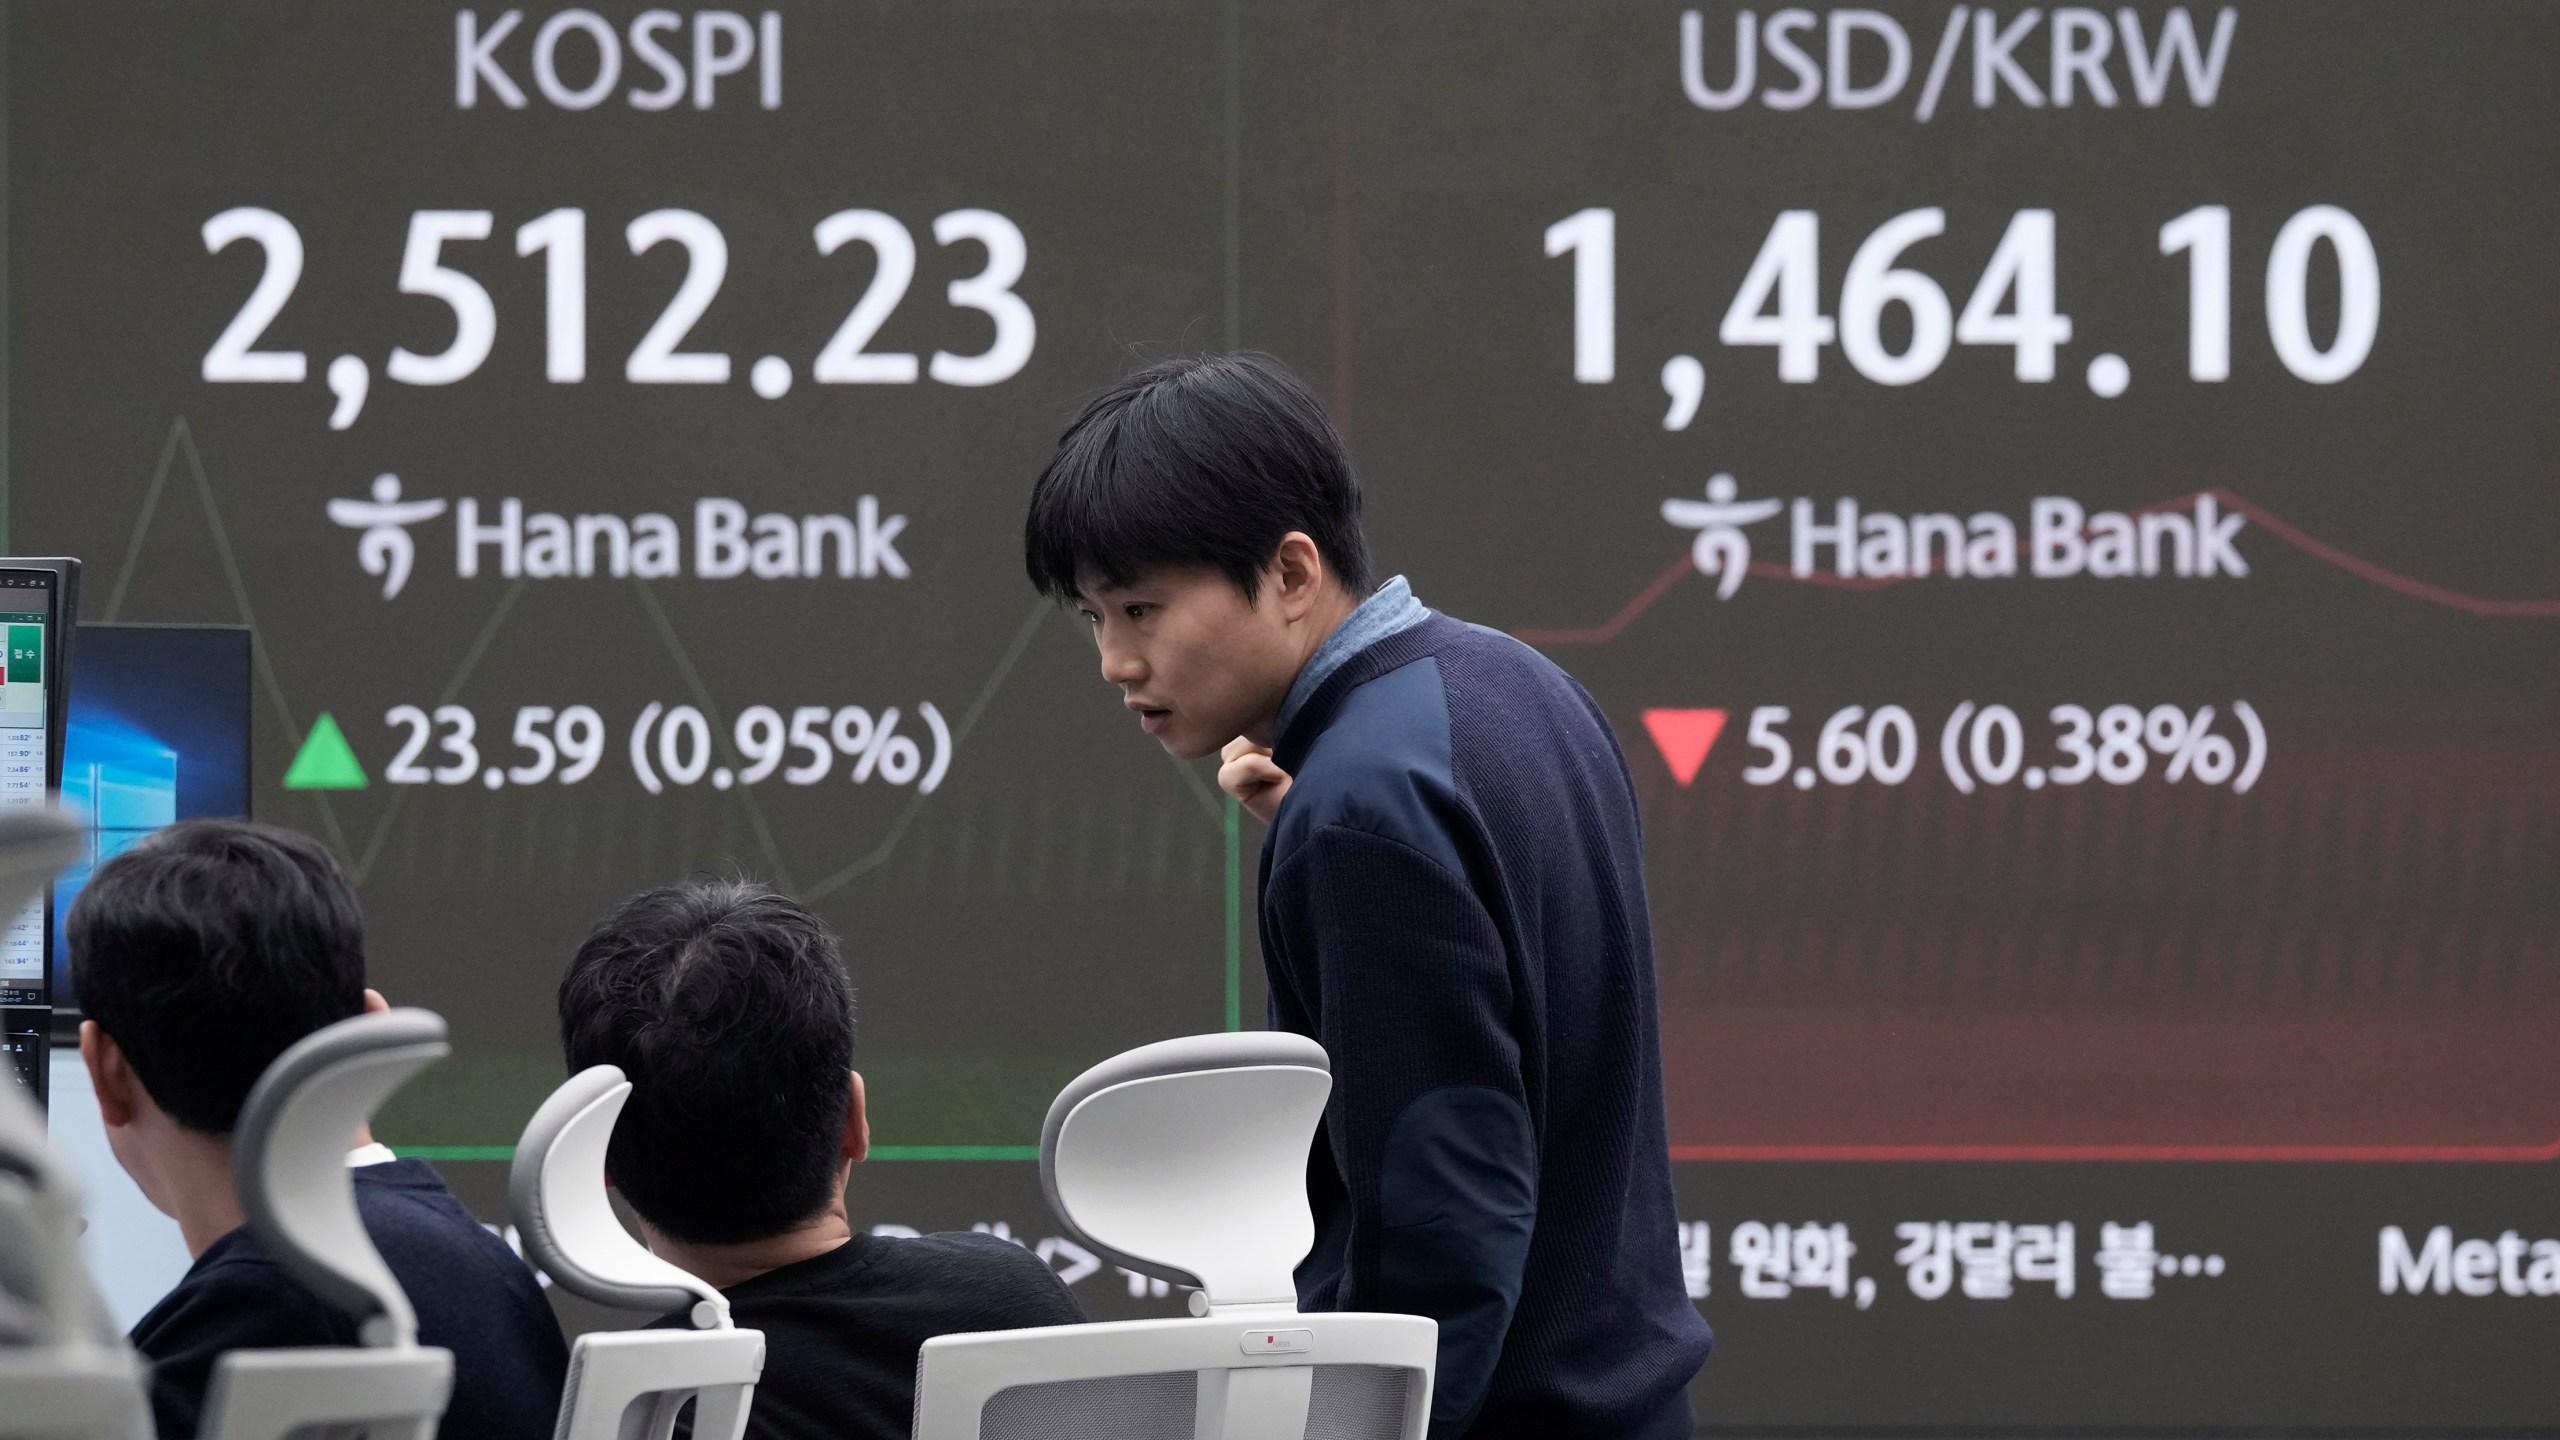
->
[[50, 623, 253, 1020]]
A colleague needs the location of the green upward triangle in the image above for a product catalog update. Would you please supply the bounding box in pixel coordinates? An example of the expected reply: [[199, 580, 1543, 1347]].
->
[[283, 712, 368, 790]]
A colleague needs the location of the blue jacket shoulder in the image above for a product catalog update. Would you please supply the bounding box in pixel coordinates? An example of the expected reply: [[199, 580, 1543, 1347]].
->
[[1268, 654, 1471, 880]]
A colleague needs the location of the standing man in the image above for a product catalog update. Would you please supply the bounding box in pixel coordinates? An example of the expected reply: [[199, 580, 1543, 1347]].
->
[[1023, 353, 1709, 1438]]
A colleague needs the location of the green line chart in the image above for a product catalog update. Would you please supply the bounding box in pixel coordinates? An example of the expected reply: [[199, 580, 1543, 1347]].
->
[[99, 415, 1252, 1159]]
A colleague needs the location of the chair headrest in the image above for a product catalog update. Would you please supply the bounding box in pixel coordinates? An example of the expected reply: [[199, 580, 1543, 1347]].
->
[[0, 806, 80, 917], [0, 805, 110, 1350], [232, 1008, 450, 1348], [508, 1065, 729, 1327], [0, 1078, 124, 1352], [1039, 1031, 1330, 1310]]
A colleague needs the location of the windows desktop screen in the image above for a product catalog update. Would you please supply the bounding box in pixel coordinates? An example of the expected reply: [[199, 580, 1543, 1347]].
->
[[52, 624, 250, 1004]]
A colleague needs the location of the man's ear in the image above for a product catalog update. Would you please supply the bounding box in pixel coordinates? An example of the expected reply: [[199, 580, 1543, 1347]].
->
[[80, 1021, 140, 1129], [1269, 531, 1329, 620], [843, 1070, 870, 1164], [360, 988, 390, 1015]]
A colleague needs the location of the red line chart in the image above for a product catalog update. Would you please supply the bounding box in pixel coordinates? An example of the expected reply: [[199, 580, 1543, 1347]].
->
[[1533, 483, 2560, 1163], [1513, 485, 2560, 645]]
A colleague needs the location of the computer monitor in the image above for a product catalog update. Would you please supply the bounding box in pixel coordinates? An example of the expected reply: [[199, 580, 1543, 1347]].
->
[[7, 622, 248, 1106], [0, 560, 77, 1103]]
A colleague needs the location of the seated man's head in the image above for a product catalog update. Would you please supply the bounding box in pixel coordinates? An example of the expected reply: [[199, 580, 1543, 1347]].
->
[[1023, 351, 1373, 759], [72, 819, 385, 1222], [557, 879, 864, 1257]]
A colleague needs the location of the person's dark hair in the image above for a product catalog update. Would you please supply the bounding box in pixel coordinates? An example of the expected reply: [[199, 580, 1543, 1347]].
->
[[1024, 352, 1372, 603], [557, 879, 855, 1246], [70, 819, 368, 1134]]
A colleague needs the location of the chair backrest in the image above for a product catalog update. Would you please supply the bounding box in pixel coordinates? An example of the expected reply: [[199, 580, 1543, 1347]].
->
[[918, 1032, 1436, 1440], [1038, 1030, 1331, 1312], [510, 1065, 764, 1440], [232, 1009, 451, 1346], [915, 1313, 1435, 1440], [202, 1009, 457, 1440], [0, 805, 149, 1440]]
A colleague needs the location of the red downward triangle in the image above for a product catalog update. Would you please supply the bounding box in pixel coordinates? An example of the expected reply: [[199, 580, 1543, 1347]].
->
[[1641, 709, 1728, 787]]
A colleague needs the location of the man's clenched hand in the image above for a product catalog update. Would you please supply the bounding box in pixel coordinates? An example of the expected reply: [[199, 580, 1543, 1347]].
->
[[1218, 737, 1292, 822]]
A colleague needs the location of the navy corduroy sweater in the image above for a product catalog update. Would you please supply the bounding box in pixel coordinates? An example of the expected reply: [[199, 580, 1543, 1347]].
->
[[1260, 610, 1710, 1440]]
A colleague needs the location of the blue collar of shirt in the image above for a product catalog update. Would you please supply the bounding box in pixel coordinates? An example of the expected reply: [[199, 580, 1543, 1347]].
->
[[1273, 575, 1427, 740]]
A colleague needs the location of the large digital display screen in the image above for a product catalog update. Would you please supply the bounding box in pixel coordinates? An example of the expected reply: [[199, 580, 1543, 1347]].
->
[[7, 3, 2555, 1428]]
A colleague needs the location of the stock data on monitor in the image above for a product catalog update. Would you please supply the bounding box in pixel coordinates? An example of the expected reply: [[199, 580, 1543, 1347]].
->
[[0, 582, 54, 1009]]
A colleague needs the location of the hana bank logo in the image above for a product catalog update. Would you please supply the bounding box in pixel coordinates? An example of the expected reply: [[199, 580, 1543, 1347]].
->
[[1659, 473, 2247, 597], [326, 475, 912, 599], [327, 475, 446, 600], [1661, 474, 1781, 599]]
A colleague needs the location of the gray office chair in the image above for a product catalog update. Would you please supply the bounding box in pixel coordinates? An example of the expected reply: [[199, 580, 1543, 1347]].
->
[[0, 805, 145, 1440], [199, 1009, 458, 1440], [912, 1031, 1437, 1440], [510, 1065, 765, 1440], [0, 1063, 150, 1440]]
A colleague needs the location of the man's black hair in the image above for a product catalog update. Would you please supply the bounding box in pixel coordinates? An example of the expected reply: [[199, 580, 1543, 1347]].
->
[[71, 819, 368, 1135], [557, 879, 855, 1246], [1024, 352, 1373, 603]]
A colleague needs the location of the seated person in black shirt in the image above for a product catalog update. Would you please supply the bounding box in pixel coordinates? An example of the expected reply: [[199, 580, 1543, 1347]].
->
[[557, 880, 1085, 1440], [71, 819, 569, 1440]]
